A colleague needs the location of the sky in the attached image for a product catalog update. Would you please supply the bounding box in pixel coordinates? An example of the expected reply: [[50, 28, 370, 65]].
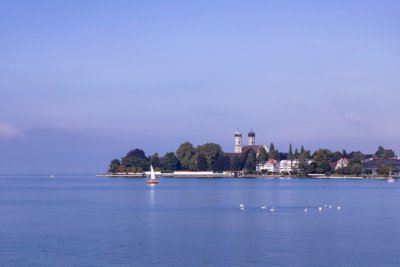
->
[[1, 0, 399, 174]]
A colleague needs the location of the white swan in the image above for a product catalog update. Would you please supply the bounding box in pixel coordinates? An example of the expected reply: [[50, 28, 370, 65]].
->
[[270, 206, 275, 212], [318, 206, 322, 211], [304, 207, 308, 212], [337, 206, 341, 210], [261, 203, 267, 210], [240, 203, 244, 210]]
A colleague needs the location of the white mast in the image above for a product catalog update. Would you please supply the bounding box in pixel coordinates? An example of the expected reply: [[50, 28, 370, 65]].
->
[[150, 165, 156, 180]]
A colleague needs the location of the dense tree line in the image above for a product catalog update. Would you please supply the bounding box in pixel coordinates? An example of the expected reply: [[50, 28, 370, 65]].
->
[[107, 142, 397, 176], [108, 142, 230, 174]]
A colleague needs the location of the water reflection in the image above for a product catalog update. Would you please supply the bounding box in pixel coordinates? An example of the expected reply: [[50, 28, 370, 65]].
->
[[149, 186, 155, 205]]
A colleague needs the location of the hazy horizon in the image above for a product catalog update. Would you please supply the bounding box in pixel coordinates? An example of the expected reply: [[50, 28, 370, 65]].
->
[[1, 1, 399, 173]]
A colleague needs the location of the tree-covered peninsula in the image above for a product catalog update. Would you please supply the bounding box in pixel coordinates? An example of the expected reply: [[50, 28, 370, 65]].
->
[[108, 142, 398, 177]]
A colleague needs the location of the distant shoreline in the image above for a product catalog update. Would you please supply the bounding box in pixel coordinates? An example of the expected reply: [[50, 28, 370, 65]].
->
[[96, 173, 394, 180]]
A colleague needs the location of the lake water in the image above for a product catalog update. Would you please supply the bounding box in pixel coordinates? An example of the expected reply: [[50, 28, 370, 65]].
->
[[1, 175, 400, 266]]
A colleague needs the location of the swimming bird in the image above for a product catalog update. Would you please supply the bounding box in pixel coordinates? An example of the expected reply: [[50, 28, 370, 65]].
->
[[318, 206, 322, 211], [240, 203, 244, 210], [324, 204, 327, 208], [337, 206, 341, 210], [261, 204, 267, 210], [304, 207, 308, 212], [270, 206, 275, 212], [328, 205, 332, 209]]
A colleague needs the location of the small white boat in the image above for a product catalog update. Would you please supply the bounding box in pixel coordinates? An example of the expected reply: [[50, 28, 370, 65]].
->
[[388, 169, 394, 183], [146, 165, 158, 185]]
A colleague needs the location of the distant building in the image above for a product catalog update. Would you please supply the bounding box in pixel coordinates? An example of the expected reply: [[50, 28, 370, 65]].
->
[[362, 159, 400, 175], [279, 159, 299, 173], [227, 129, 270, 173], [247, 130, 255, 145], [333, 158, 350, 170], [257, 159, 279, 173], [234, 129, 242, 153], [232, 129, 268, 155]]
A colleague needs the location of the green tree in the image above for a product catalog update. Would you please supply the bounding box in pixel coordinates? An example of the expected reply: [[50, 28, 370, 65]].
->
[[188, 157, 198, 171], [149, 153, 161, 168], [125, 148, 146, 159], [299, 149, 311, 173], [329, 151, 342, 163], [269, 143, 278, 160], [121, 148, 149, 171], [300, 145, 305, 155], [349, 151, 365, 161], [377, 164, 391, 176], [336, 166, 350, 175], [196, 143, 223, 170], [299, 149, 315, 175], [313, 149, 332, 174], [349, 163, 362, 176], [288, 143, 294, 161], [117, 164, 126, 173], [384, 149, 396, 159], [337, 156, 363, 176], [375, 146, 385, 158], [176, 142, 195, 170], [108, 159, 120, 174], [196, 154, 208, 171], [231, 155, 244, 171], [256, 146, 268, 164], [214, 154, 231, 172], [162, 152, 180, 172], [375, 146, 396, 159], [294, 148, 299, 159], [245, 150, 257, 173]]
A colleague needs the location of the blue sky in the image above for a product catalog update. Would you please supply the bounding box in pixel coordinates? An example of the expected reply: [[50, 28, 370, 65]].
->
[[1, 1, 399, 173]]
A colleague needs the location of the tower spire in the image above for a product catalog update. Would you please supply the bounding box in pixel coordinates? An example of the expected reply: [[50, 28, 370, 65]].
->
[[234, 129, 242, 153], [248, 129, 255, 145]]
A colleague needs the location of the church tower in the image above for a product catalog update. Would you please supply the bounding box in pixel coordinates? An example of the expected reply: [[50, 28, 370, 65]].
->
[[234, 129, 242, 153], [248, 130, 255, 146]]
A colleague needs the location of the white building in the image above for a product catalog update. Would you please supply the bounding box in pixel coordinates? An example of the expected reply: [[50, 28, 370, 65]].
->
[[279, 159, 299, 173], [257, 159, 279, 173], [334, 158, 350, 170]]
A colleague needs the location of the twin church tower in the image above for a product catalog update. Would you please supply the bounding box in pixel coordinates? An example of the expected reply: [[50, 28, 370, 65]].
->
[[234, 129, 256, 153]]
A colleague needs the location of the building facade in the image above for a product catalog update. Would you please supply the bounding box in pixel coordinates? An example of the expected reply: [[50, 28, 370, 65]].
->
[[333, 158, 350, 170], [257, 159, 279, 173], [248, 130, 255, 146], [234, 129, 242, 153], [233, 129, 268, 155], [279, 160, 299, 173], [362, 159, 400, 175]]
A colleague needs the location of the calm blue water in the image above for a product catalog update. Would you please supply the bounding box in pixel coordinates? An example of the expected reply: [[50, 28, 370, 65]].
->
[[1, 175, 400, 266]]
